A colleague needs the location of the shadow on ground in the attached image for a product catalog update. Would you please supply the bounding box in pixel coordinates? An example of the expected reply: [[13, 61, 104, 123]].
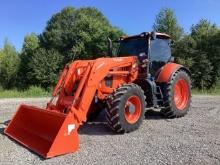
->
[[145, 109, 165, 120], [0, 110, 165, 137], [0, 120, 10, 135], [79, 109, 165, 135], [78, 111, 114, 135], [0, 127, 4, 134]]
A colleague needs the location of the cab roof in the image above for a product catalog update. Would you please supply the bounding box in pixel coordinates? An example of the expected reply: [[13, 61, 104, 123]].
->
[[120, 32, 171, 41]]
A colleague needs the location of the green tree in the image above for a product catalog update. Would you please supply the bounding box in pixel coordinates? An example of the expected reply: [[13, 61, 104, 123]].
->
[[173, 19, 220, 89], [16, 7, 124, 89], [0, 48, 3, 61], [172, 36, 212, 89], [0, 39, 19, 89], [191, 19, 220, 88], [208, 31, 220, 87], [172, 35, 196, 68], [191, 51, 213, 90], [40, 7, 124, 64], [17, 33, 40, 88], [28, 48, 63, 89], [191, 19, 219, 41], [153, 8, 183, 40]]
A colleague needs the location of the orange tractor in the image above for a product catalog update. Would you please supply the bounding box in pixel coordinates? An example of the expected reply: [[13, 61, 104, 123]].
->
[[5, 32, 191, 158]]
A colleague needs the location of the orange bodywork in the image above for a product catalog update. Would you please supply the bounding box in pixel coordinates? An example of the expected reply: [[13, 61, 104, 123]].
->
[[156, 63, 182, 83], [4, 56, 138, 158]]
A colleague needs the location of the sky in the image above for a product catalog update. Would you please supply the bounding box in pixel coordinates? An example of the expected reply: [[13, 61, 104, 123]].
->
[[0, 0, 220, 51]]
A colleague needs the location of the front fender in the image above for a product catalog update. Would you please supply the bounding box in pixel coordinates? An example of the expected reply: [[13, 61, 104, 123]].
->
[[156, 63, 190, 83]]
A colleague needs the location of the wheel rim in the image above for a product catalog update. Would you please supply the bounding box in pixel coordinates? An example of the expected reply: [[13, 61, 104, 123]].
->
[[124, 96, 141, 124], [174, 79, 189, 110]]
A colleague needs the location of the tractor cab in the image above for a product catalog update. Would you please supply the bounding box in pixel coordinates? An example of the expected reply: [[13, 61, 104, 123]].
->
[[117, 32, 172, 77]]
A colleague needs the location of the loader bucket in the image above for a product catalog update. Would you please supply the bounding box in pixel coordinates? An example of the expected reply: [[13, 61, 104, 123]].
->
[[4, 104, 79, 158]]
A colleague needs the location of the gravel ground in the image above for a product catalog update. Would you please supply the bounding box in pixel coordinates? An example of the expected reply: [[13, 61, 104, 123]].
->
[[0, 96, 220, 165]]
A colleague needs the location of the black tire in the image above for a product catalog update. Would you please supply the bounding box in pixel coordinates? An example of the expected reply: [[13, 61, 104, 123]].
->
[[106, 83, 146, 133], [161, 70, 191, 118]]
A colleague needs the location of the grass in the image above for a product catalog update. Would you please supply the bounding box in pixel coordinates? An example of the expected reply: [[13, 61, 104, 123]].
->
[[192, 89, 220, 96], [0, 83, 220, 98], [192, 80, 220, 95], [192, 88, 220, 95], [0, 86, 50, 98]]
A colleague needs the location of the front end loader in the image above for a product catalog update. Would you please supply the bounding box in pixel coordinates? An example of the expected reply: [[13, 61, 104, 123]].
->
[[5, 32, 191, 158]]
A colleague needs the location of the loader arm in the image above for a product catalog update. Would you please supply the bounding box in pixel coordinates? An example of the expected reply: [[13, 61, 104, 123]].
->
[[75, 57, 138, 123], [48, 56, 138, 124]]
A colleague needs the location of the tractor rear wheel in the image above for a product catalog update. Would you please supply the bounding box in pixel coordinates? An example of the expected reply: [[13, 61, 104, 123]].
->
[[106, 84, 146, 133], [161, 70, 191, 118]]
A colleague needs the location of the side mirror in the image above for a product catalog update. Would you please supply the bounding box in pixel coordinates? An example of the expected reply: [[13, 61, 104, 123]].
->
[[107, 37, 112, 57]]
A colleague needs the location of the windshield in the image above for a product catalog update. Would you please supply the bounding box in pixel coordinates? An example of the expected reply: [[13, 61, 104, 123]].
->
[[150, 38, 171, 62], [117, 38, 148, 56]]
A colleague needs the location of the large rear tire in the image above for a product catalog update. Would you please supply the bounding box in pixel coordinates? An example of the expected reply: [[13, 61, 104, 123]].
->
[[161, 70, 191, 118], [106, 84, 146, 133]]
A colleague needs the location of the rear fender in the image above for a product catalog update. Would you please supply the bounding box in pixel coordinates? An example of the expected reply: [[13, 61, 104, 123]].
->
[[156, 63, 190, 83]]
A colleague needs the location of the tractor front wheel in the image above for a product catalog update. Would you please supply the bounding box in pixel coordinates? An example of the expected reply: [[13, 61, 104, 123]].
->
[[106, 84, 146, 133], [161, 70, 191, 118]]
